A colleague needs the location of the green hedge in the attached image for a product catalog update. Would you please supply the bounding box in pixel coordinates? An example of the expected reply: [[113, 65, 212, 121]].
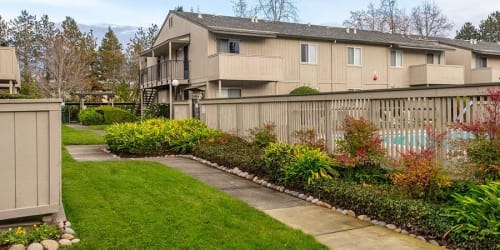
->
[[289, 86, 320, 95], [193, 134, 265, 175], [78, 108, 104, 125], [105, 118, 220, 156], [78, 106, 137, 125], [0, 93, 30, 99]]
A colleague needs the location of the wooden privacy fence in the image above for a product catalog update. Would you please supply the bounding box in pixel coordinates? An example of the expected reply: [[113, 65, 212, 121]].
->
[[200, 83, 499, 160], [0, 99, 61, 221]]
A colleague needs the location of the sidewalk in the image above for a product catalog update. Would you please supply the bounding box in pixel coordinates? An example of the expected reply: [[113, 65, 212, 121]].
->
[[66, 145, 441, 250]]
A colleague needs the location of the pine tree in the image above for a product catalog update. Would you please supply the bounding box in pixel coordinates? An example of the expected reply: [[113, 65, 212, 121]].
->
[[8, 10, 40, 83], [124, 24, 158, 86], [479, 11, 500, 42], [0, 15, 8, 45], [97, 27, 124, 89], [455, 22, 480, 40]]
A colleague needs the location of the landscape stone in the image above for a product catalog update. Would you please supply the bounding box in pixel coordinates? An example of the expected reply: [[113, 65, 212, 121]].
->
[[298, 194, 305, 199], [9, 244, 26, 250], [41, 239, 59, 250], [27, 243, 43, 250], [417, 236, 426, 241], [71, 239, 80, 244], [311, 198, 319, 204], [395, 228, 402, 233], [58, 239, 72, 247], [306, 196, 314, 202], [61, 233, 74, 240], [429, 240, 439, 246], [58, 221, 71, 228], [401, 229, 409, 234], [409, 234, 416, 238], [377, 221, 387, 227], [346, 210, 356, 217], [63, 228, 75, 234], [252, 176, 258, 182], [386, 224, 397, 230], [279, 186, 285, 192]]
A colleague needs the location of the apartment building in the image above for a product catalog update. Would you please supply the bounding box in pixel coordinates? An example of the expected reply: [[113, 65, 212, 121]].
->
[[139, 11, 500, 116]]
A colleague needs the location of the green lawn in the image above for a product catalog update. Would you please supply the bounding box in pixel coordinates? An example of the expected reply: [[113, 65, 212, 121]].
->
[[61, 128, 325, 249], [62, 125, 105, 145]]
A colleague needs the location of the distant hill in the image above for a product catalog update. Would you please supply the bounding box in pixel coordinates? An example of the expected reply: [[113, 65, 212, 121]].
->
[[77, 23, 140, 46]]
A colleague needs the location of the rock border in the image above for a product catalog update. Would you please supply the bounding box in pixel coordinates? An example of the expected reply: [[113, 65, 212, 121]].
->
[[7, 220, 80, 250], [175, 154, 450, 249]]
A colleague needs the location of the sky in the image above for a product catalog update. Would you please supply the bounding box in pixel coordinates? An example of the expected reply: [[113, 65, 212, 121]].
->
[[1, 0, 499, 41]]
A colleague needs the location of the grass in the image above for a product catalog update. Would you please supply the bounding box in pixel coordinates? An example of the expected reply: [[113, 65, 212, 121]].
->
[[62, 125, 105, 145], [88, 124, 110, 130], [61, 127, 325, 249]]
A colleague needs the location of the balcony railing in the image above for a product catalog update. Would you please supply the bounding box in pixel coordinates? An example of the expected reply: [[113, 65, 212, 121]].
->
[[471, 67, 500, 83], [140, 59, 189, 88], [409, 64, 464, 85]]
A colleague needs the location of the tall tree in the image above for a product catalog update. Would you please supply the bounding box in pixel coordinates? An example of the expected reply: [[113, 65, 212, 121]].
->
[[343, 0, 408, 33], [174, 6, 184, 12], [257, 0, 298, 22], [8, 10, 40, 83], [124, 24, 159, 85], [0, 15, 8, 45], [455, 22, 480, 40], [479, 11, 500, 42], [97, 27, 124, 89], [411, 1, 453, 37], [232, 0, 250, 18], [43, 17, 91, 98]]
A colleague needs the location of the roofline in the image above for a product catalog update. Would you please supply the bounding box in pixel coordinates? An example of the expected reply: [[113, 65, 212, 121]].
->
[[438, 40, 500, 55]]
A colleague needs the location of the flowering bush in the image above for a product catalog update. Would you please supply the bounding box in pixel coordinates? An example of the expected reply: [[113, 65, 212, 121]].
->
[[336, 116, 385, 167], [452, 88, 500, 181], [0, 224, 59, 246], [293, 129, 327, 151], [391, 126, 451, 201]]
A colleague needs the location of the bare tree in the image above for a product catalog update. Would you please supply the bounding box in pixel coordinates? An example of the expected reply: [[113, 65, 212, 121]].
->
[[232, 0, 250, 17], [411, 1, 453, 37], [343, 0, 408, 33], [257, 0, 298, 22]]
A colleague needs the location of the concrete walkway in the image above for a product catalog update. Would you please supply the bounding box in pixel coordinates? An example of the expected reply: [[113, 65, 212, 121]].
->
[[66, 123, 105, 135], [66, 145, 441, 250]]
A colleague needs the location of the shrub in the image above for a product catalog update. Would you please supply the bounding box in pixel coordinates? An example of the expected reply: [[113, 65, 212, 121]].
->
[[105, 118, 219, 156], [249, 123, 277, 148], [263, 143, 337, 188], [336, 116, 385, 167], [391, 126, 451, 201], [95, 106, 137, 124], [293, 129, 327, 151], [306, 179, 452, 238], [289, 86, 320, 95], [19, 82, 42, 98], [144, 103, 170, 119], [78, 108, 104, 125], [444, 181, 500, 249], [193, 133, 264, 175], [452, 88, 500, 181], [0, 93, 30, 99]]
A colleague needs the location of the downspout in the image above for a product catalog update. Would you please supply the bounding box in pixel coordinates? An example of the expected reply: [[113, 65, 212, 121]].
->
[[387, 45, 391, 88]]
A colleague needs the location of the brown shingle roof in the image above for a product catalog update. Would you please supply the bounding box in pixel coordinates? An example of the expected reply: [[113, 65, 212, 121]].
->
[[175, 11, 448, 51], [437, 38, 500, 55]]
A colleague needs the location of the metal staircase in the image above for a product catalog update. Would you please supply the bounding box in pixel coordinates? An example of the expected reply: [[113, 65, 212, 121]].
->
[[135, 88, 157, 116]]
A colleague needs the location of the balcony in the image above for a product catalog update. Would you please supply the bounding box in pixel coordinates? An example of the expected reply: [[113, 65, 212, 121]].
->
[[409, 64, 464, 86], [208, 53, 283, 82], [471, 67, 500, 83], [140, 60, 189, 89]]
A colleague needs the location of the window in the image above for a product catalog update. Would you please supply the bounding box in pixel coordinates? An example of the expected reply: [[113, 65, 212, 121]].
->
[[348, 47, 361, 65], [301, 44, 317, 63], [426, 52, 441, 64], [476, 56, 487, 68], [217, 39, 240, 54], [220, 88, 241, 98], [390, 49, 403, 67]]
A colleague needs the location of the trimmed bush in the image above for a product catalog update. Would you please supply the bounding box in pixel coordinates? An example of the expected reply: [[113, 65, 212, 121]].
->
[[105, 118, 219, 156], [78, 108, 104, 125], [249, 123, 277, 148], [289, 86, 320, 95], [193, 133, 264, 175], [0, 93, 30, 99], [95, 106, 137, 124]]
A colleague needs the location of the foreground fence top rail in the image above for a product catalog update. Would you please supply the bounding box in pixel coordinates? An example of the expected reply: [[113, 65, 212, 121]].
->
[[200, 83, 500, 161]]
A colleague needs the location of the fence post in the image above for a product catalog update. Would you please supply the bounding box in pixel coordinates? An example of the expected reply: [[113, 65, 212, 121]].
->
[[325, 101, 333, 153]]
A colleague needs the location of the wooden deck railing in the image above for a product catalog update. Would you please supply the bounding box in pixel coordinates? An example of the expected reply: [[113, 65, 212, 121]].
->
[[200, 83, 499, 160]]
